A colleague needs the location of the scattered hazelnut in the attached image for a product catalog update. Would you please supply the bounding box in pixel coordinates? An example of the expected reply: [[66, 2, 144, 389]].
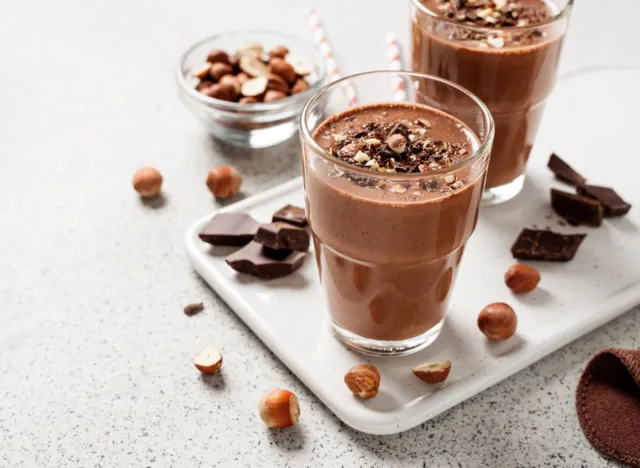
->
[[210, 62, 234, 81], [412, 360, 451, 383], [344, 363, 380, 399], [285, 55, 313, 76], [219, 74, 240, 94], [387, 134, 407, 153], [206, 166, 243, 198], [207, 49, 230, 64], [290, 78, 309, 95], [269, 58, 297, 84], [239, 96, 258, 104], [258, 389, 300, 429], [266, 73, 290, 94], [192, 63, 212, 80], [132, 167, 163, 198], [203, 83, 235, 101], [263, 90, 287, 102], [504, 264, 540, 293], [241, 76, 268, 97], [239, 55, 269, 77], [194, 345, 223, 375], [268, 45, 289, 59], [478, 302, 517, 340]]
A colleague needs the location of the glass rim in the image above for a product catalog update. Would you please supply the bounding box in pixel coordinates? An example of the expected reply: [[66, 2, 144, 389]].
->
[[410, 0, 574, 32], [176, 30, 328, 113], [299, 70, 495, 180]]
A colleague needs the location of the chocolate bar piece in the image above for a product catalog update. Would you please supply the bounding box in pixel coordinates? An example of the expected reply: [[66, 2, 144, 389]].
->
[[511, 228, 587, 262], [255, 222, 310, 251], [577, 185, 632, 217], [272, 204, 307, 227], [199, 213, 259, 246], [551, 189, 603, 227], [548, 153, 587, 186], [225, 241, 306, 279]]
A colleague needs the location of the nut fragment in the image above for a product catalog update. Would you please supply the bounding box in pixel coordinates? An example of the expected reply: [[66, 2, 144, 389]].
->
[[344, 364, 380, 399], [290, 78, 309, 95], [417, 118, 432, 128], [192, 63, 212, 80], [241, 76, 268, 97], [268, 45, 289, 59], [206, 166, 243, 198], [391, 184, 407, 194], [237, 44, 263, 58], [285, 55, 313, 76], [504, 264, 540, 293], [207, 49, 230, 64], [363, 138, 382, 146], [353, 151, 370, 163], [239, 55, 269, 77], [133, 167, 163, 198], [184, 302, 204, 316], [263, 90, 287, 102], [387, 134, 407, 153], [210, 62, 234, 81], [487, 36, 505, 48], [478, 303, 517, 340], [266, 73, 290, 93], [269, 57, 297, 84], [258, 389, 300, 429], [412, 360, 451, 383], [444, 174, 456, 184], [194, 345, 223, 375]]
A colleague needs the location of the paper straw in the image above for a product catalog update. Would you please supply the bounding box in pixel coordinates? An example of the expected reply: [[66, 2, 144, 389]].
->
[[386, 33, 407, 102], [308, 7, 358, 107]]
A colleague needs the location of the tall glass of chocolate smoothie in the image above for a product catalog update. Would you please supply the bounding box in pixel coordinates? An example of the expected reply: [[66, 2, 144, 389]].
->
[[300, 71, 493, 355], [412, 0, 572, 204]]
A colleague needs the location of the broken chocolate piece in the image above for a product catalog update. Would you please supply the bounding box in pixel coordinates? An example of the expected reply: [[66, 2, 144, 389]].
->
[[511, 228, 586, 262], [255, 222, 310, 251], [198, 213, 259, 246], [551, 189, 603, 227], [548, 153, 587, 187], [272, 204, 307, 227], [225, 241, 306, 279], [577, 185, 632, 217]]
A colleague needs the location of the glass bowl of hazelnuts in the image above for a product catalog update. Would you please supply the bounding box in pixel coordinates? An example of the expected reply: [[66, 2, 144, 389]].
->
[[178, 31, 327, 148]]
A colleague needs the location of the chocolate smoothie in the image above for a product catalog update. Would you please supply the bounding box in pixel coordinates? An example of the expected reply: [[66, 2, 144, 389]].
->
[[412, 0, 571, 190], [303, 103, 488, 342]]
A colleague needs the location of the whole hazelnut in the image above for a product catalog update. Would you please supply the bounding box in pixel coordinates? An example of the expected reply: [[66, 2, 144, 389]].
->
[[207, 49, 230, 64], [192, 63, 212, 80], [269, 57, 297, 84], [228, 55, 240, 73], [290, 79, 309, 95], [133, 167, 163, 198], [206, 166, 243, 198], [268, 45, 289, 59], [266, 73, 290, 93], [344, 363, 380, 399], [478, 302, 517, 340], [203, 84, 235, 101], [209, 62, 234, 81], [195, 79, 214, 92], [236, 72, 250, 86], [239, 96, 258, 104], [258, 389, 300, 429], [218, 75, 240, 95], [263, 90, 287, 103], [504, 264, 540, 293]]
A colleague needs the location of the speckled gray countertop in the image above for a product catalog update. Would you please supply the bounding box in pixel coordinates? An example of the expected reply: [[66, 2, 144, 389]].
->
[[1, 1, 639, 467]]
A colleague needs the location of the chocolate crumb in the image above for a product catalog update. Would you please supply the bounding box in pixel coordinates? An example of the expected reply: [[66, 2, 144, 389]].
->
[[184, 302, 204, 316]]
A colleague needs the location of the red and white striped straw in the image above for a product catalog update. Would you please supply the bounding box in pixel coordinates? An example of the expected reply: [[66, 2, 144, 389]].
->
[[308, 7, 358, 107], [386, 33, 407, 102]]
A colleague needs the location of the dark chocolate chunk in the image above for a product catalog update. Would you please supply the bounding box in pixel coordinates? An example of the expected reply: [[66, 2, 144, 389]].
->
[[272, 205, 307, 227], [548, 153, 587, 187], [511, 228, 587, 262], [551, 189, 603, 227], [255, 222, 310, 251], [225, 241, 306, 279], [199, 213, 258, 246], [577, 185, 632, 217]]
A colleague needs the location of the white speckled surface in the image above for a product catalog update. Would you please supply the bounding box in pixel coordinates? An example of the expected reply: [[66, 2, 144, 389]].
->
[[1, 0, 639, 466]]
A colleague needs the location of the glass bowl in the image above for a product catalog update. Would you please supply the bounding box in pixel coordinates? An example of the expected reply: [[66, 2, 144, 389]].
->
[[177, 31, 327, 148]]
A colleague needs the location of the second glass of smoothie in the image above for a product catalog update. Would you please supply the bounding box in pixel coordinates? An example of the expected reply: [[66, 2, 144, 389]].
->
[[300, 71, 494, 356]]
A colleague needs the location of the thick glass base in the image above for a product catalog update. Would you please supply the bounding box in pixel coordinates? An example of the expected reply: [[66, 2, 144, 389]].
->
[[482, 174, 525, 206], [331, 319, 444, 357], [207, 119, 298, 148]]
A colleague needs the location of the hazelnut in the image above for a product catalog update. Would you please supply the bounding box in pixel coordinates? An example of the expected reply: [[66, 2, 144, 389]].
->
[[269, 57, 297, 84], [263, 90, 287, 102], [266, 73, 290, 94], [195, 79, 214, 92], [237, 44, 264, 58], [206, 166, 243, 198], [241, 76, 268, 97], [258, 389, 300, 429], [194, 345, 223, 375], [218, 74, 240, 95], [268, 45, 290, 59], [285, 55, 313, 76], [132, 167, 162, 198], [412, 360, 451, 383], [203, 84, 235, 101], [504, 264, 540, 293], [290, 79, 309, 95], [478, 302, 517, 340], [228, 55, 240, 73], [192, 63, 212, 80], [209, 62, 234, 81], [344, 363, 380, 399], [387, 134, 407, 153], [217, 82, 238, 101], [236, 72, 250, 86], [239, 55, 269, 77], [239, 96, 258, 104], [207, 49, 230, 64]]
